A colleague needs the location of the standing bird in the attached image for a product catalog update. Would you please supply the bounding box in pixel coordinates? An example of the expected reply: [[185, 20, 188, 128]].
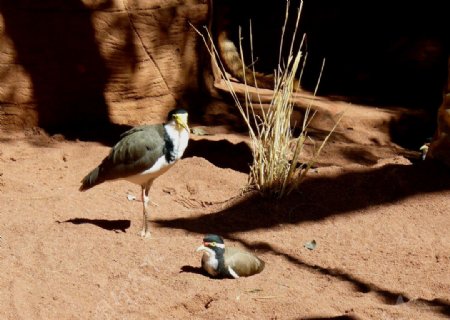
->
[[196, 234, 265, 279], [79, 108, 190, 238]]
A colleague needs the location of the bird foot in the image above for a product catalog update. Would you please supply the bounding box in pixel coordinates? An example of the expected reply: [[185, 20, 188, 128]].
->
[[139, 230, 151, 239]]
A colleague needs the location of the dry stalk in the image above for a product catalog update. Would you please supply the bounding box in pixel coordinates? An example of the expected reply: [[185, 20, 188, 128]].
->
[[191, 0, 340, 199]]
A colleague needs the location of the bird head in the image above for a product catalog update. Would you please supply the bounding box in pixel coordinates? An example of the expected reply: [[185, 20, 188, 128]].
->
[[168, 108, 189, 132], [196, 234, 226, 256]]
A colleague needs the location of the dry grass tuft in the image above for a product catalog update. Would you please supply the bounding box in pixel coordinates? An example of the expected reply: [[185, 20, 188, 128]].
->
[[193, 0, 341, 199]]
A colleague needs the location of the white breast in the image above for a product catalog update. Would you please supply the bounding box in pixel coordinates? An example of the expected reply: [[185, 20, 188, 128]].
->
[[124, 156, 173, 186], [164, 124, 189, 160], [202, 252, 219, 277]]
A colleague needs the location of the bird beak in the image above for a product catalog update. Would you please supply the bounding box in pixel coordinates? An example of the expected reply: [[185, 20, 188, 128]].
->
[[173, 114, 189, 132], [196, 245, 207, 252]]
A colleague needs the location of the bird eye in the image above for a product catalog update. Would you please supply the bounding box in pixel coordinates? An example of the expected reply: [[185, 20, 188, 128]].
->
[[211, 242, 216, 247]]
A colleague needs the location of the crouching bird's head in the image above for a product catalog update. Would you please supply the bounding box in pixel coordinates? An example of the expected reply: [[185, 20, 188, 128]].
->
[[196, 234, 226, 256]]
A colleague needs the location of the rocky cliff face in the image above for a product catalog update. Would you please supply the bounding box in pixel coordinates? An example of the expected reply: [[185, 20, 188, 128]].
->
[[0, 1, 448, 138], [0, 0, 208, 134]]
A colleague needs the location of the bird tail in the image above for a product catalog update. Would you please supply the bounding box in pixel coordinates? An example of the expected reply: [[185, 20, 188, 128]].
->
[[79, 167, 101, 191]]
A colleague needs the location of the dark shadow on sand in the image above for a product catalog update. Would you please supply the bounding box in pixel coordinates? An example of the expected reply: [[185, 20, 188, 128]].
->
[[183, 138, 253, 174], [155, 160, 450, 235], [57, 218, 131, 233], [156, 160, 450, 317], [179, 265, 206, 276], [233, 237, 450, 318]]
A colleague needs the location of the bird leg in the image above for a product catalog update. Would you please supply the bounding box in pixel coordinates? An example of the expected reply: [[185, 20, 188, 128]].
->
[[139, 182, 153, 238]]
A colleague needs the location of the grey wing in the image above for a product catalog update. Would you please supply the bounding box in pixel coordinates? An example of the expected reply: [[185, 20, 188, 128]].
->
[[225, 248, 265, 277], [103, 124, 166, 180]]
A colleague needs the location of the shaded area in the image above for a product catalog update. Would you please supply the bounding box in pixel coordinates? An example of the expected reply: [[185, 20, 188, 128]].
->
[[179, 265, 206, 276], [184, 139, 253, 174], [231, 238, 450, 319], [62, 122, 134, 146], [155, 160, 450, 234], [212, 0, 448, 154], [217, 0, 448, 108], [340, 147, 379, 166], [157, 158, 450, 317], [0, 1, 133, 142], [57, 218, 131, 233], [389, 111, 437, 150], [195, 233, 450, 318]]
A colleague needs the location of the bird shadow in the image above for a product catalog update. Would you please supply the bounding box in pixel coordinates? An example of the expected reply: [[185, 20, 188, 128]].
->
[[180, 265, 233, 280], [57, 218, 131, 233], [179, 265, 205, 276]]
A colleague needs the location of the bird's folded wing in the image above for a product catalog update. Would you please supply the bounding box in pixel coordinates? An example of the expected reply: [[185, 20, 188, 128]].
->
[[225, 248, 265, 277], [99, 124, 166, 180]]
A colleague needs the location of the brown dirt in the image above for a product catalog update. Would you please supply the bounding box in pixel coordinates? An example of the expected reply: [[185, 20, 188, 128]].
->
[[1, 98, 450, 319]]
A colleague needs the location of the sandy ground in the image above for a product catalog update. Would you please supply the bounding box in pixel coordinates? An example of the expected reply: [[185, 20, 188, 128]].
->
[[1, 98, 450, 320]]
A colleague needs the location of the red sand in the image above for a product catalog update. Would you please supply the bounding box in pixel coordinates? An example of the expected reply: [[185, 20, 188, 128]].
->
[[1, 99, 449, 319]]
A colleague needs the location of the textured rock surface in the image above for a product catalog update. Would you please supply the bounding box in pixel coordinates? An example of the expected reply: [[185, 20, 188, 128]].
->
[[0, 0, 208, 131], [0, 0, 448, 141]]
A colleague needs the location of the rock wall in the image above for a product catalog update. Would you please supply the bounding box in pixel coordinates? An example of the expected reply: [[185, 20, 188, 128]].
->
[[0, 0, 208, 133], [0, 0, 448, 137]]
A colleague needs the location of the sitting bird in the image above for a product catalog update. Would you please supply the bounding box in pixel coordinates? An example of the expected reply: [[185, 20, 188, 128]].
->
[[79, 108, 190, 238], [196, 234, 265, 279]]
